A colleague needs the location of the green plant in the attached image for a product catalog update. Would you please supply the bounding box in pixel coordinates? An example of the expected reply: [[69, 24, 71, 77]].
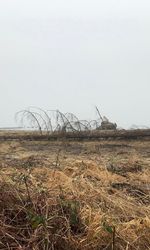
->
[[27, 212, 46, 229], [59, 195, 84, 234], [102, 221, 116, 250]]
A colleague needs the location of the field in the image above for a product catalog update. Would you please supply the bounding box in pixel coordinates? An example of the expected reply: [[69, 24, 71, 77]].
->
[[0, 132, 150, 249]]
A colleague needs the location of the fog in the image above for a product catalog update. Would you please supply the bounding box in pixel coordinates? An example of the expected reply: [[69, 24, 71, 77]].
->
[[0, 0, 150, 128]]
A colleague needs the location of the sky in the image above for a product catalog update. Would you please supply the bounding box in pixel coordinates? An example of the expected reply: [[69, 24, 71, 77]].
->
[[0, 0, 150, 128]]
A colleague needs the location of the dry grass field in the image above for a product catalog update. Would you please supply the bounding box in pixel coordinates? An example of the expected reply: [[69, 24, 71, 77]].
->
[[0, 134, 150, 249]]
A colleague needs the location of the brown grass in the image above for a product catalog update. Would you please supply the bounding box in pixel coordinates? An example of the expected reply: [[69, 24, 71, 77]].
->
[[0, 137, 150, 249]]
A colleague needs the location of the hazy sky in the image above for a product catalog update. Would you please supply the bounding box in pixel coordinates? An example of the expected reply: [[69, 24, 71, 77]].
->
[[0, 0, 150, 128]]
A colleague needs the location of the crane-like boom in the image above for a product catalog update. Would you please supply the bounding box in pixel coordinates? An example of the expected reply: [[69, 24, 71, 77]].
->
[[95, 106, 103, 121]]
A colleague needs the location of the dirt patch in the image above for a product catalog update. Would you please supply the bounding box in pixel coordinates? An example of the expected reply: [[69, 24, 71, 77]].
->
[[111, 182, 150, 205], [1, 155, 48, 169], [106, 161, 143, 176]]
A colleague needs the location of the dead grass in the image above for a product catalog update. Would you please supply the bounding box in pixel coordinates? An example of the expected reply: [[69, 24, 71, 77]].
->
[[0, 137, 150, 249]]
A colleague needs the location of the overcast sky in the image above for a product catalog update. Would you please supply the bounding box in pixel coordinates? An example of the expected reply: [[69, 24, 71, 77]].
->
[[0, 0, 150, 128]]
